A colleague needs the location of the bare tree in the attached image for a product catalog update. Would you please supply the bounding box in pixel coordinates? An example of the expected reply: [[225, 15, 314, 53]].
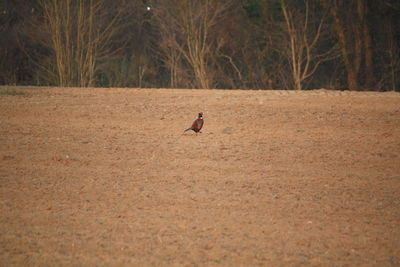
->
[[321, 0, 375, 91], [280, 0, 338, 90], [155, 22, 189, 88], [154, 0, 232, 89], [33, 0, 126, 87], [384, 10, 400, 91]]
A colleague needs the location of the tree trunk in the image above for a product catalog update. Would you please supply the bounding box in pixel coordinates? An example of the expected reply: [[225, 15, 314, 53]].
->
[[361, 0, 374, 90], [329, 1, 359, 91]]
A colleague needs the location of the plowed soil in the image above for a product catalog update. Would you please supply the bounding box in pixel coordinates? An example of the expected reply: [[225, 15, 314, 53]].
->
[[1, 87, 399, 266]]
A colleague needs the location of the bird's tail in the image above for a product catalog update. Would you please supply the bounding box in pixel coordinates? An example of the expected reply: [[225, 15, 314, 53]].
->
[[183, 127, 192, 133]]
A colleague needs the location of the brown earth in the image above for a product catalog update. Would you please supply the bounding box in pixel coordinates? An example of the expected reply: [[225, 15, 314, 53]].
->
[[1, 87, 399, 266]]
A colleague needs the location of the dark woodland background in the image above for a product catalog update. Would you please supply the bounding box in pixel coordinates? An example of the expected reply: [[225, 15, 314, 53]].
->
[[1, 0, 399, 91]]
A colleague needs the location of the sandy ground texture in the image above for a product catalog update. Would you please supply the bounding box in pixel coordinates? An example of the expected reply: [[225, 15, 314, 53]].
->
[[0, 87, 399, 266]]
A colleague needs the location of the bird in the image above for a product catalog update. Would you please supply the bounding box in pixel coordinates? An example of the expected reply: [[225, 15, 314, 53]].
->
[[184, 112, 204, 133]]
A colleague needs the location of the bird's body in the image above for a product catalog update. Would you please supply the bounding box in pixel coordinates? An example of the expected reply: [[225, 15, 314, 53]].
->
[[184, 112, 204, 133]]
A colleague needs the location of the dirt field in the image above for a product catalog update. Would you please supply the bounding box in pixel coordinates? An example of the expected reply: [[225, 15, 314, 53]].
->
[[1, 87, 399, 266]]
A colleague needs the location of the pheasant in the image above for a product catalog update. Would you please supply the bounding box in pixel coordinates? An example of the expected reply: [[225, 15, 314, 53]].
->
[[184, 112, 204, 133]]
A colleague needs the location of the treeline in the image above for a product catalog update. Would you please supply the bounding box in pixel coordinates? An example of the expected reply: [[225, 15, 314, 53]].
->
[[0, 0, 399, 91]]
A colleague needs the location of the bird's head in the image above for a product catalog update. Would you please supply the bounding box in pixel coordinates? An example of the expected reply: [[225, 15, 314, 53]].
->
[[198, 112, 203, 119]]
